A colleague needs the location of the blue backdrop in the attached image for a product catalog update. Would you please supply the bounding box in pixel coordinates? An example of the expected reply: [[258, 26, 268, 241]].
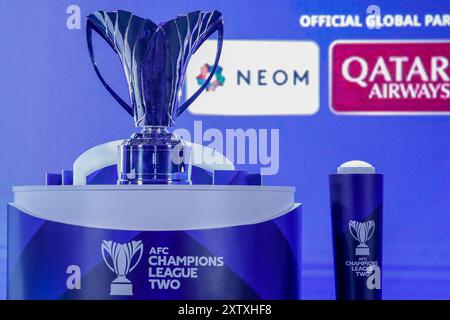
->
[[0, 0, 449, 299]]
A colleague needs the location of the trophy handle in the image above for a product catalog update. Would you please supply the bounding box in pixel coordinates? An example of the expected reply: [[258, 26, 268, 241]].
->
[[366, 221, 375, 241], [349, 221, 359, 241], [86, 20, 134, 117], [128, 241, 144, 273], [101, 241, 117, 273], [176, 20, 224, 117]]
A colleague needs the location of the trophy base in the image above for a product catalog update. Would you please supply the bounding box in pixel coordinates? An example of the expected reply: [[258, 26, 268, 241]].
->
[[118, 172, 190, 185], [355, 247, 370, 256], [110, 283, 133, 296], [118, 127, 191, 185]]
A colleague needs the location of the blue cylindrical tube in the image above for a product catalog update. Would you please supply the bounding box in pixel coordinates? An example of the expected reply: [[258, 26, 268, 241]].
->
[[329, 161, 383, 300]]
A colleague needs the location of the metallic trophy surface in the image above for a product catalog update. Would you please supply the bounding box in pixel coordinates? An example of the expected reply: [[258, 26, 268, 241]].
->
[[86, 10, 224, 184]]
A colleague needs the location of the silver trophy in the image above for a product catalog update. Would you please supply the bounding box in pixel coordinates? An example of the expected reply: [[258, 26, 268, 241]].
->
[[86, 10, 224, 184], [349, 220, 375, 256], [101, 240, 144, 296]]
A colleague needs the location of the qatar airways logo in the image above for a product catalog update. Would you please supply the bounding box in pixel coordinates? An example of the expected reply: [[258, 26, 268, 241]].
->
[[331, 41, 450, 114], [343, 56, 450, 99]]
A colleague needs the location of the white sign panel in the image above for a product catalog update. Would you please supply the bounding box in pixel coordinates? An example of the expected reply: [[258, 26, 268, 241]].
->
[[186, 40, 319, 115]]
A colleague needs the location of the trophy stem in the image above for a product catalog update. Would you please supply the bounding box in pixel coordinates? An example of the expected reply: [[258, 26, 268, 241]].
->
[[141, 125, 169, 134], [118, 126, 191, 185]]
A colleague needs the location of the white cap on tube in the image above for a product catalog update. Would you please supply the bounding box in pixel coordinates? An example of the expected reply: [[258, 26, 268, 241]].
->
[[337, 160, 376, 174]]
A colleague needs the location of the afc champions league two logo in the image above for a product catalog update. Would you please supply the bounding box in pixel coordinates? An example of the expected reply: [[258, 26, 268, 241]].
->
[[101, 240, 143, 296], [349, 220, 375, 256]]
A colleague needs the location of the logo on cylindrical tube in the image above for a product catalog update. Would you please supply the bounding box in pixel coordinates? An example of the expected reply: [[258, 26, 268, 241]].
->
[[349, 220, 375, 256]]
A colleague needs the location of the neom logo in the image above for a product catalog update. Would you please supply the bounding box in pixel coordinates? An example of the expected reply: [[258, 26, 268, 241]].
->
[[186, 40, 319, 116], [196, 63, 226, 92], [197, 64, 309, 90], [331, 41, 450, 114], [235, 69, 309, 86]]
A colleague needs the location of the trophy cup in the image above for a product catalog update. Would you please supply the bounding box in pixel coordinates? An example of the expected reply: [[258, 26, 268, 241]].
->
[[349, 220, 375, 256], [86, 10, 224, 184]]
